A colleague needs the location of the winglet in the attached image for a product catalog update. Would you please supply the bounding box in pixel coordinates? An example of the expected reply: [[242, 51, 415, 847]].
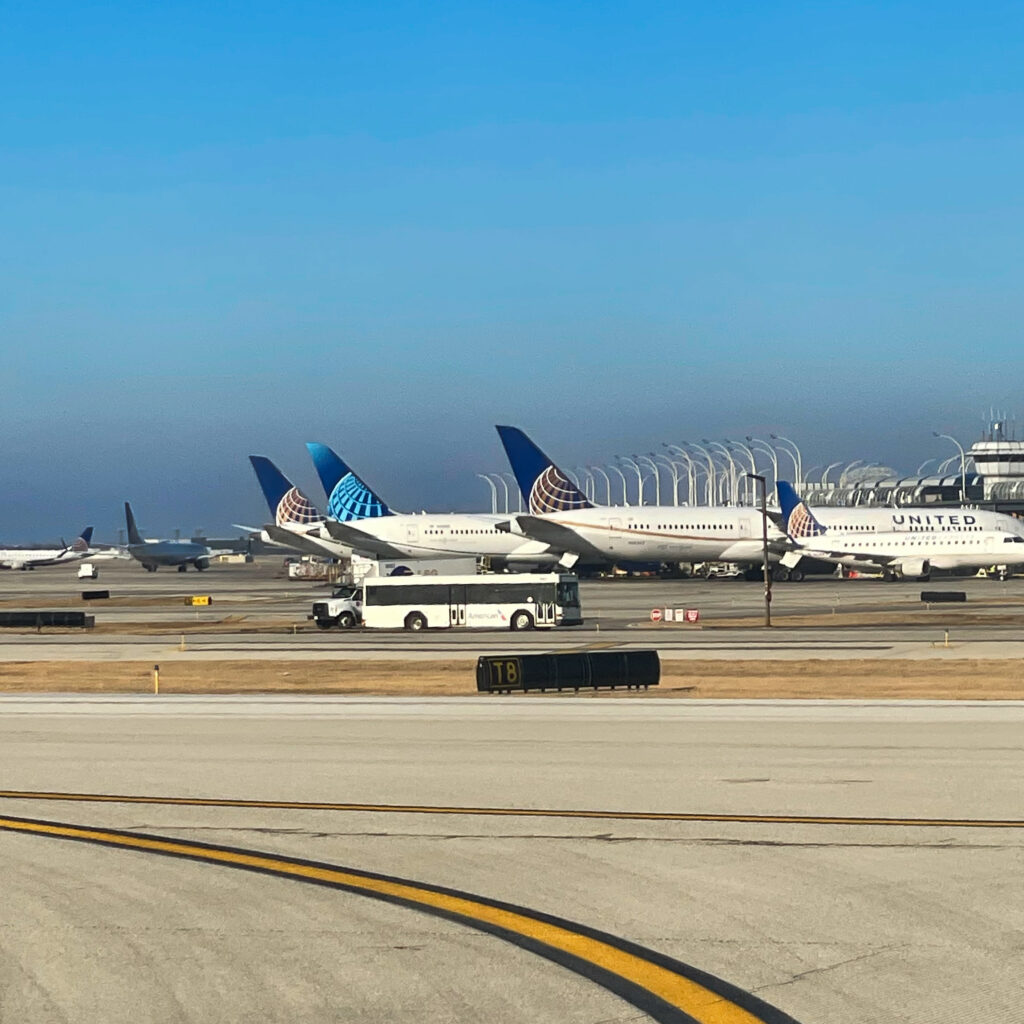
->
[[777, 481, 826, 540], [306, 443, 392, 521], [495, 426, 593, 514], [124, 503, 144, 546], [248, 456, 324, 527]]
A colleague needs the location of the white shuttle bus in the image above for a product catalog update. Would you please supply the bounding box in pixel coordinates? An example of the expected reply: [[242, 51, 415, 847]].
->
[[361, 573, 583, 631]]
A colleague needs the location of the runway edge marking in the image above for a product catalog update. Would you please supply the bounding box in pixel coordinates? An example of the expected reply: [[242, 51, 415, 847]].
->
[[0, 813, 800, 1024], [1, 791, 1022, 828]]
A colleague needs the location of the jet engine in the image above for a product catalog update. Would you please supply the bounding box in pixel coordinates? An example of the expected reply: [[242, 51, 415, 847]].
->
[[194, 556, 211, 571], [895, 558, 930, 580]]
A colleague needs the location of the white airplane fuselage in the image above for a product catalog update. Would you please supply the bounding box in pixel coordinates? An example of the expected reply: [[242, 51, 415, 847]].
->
[[518, 506, 784, 564], [0, 547, 91, 570], [799, 506, 1023, 534], [798, 529, 1024, 574]]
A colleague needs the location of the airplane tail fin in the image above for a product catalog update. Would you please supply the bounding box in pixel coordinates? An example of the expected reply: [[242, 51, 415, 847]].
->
[[495, 426, 593, 514], [777, 481, 827, 540], [72, 527, 94, 553], [306, 443, 392, 521], [248, 456, 325, 527], [124, 503, 145, 546]]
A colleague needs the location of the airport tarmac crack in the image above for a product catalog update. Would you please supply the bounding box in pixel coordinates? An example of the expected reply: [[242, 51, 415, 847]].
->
[[754, 944, 910, 992]]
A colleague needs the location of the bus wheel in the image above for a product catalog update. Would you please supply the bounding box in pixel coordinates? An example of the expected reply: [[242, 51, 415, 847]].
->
[[338, 611, 356, 629], [404, 612, 427, 631], [510, 609, 534, 631]]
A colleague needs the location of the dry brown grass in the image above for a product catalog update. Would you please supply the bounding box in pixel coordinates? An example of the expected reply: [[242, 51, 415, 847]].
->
[[0, 658, 1021, 699]]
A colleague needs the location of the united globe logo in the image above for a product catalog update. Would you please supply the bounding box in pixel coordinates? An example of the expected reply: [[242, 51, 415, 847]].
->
[[529, 466, 588, 515], [328, 473, 388, 522], [788, 503, 824, 539], [276, 487, 322, 526]]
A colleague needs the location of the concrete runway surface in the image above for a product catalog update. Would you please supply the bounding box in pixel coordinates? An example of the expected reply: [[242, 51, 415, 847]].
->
[[2, 696, 1023, 1023]]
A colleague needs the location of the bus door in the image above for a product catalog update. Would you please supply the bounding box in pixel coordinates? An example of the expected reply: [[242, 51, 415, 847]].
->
[[448, 585, 467, 627], [536, 598, 556, 625]]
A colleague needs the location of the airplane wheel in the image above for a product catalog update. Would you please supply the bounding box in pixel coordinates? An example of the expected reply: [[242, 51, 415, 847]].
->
[[177, 564, 188, 573], [787, 568, 805, 583]]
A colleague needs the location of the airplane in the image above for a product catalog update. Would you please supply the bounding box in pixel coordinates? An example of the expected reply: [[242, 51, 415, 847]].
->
[[776, 480, 1024, 536], [495, 425, 786, 568], [307, 442, 560, 569], [124, 503, 212, 572], [248, 455, 358, 560], [0, 527, 94, 570], [776, 481, 1024, 581]]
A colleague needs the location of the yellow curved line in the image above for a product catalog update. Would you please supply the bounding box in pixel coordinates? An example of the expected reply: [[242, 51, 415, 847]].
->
[[0, 815, 768, 1024], [0, 791, 1020, 828]]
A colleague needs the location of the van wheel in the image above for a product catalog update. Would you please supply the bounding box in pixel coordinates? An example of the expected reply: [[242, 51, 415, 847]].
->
[[510, 609, 534, 631], [315, 619, 335, 630], [338, 611, 356, 629], [404, 612, 427, 631]]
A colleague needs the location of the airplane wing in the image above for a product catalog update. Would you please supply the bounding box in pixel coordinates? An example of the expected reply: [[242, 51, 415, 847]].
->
[[321, 520, 409, 559], [263, 524, 343, 559], [798, 545, 897, 565], [513, 515, 609, 563]]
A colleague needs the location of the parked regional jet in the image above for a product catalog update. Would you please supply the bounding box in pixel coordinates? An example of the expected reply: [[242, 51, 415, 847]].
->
[[496, 426, 785, 566], [307, 442, 560, 569], [0, 527, 94, 570], [125, 503, 211, 572], [777, 482, 1024, 580], [248, 456, 356, 560]]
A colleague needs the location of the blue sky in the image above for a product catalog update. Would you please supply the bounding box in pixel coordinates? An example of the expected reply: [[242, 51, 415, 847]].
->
[[2, 2, 1023, 539]]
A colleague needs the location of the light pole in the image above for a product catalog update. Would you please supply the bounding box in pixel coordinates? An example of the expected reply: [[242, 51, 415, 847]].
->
[[476, 474, 498, 514], [726, 439, 758, 506], [575, 466, 596, 503], [494, 473, 510, 513], [589, 465, 612, 505], [636, 454, 662, 505], [653, 454, 682, 505], [937, 455, 959, 476], [607, 463, 629, 505], [500, 472, 522, 512], [771, 434, 804, 491], [916, 458, 936, 476], [663, 444, 698, 506], [838, 460, 864, 487], [617, 456, 645, 506], [703, 440, 739, 505], [933, 433, 968, 500], [746, 473, 772, 628], [747, 437, 779, 495], [684, 442, 717, 505], [820, 461, 842, 487]]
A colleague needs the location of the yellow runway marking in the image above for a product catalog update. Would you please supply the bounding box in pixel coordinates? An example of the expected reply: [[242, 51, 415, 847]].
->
[[0, 790, 1021, 828], [0, 813, 799, 1024]]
